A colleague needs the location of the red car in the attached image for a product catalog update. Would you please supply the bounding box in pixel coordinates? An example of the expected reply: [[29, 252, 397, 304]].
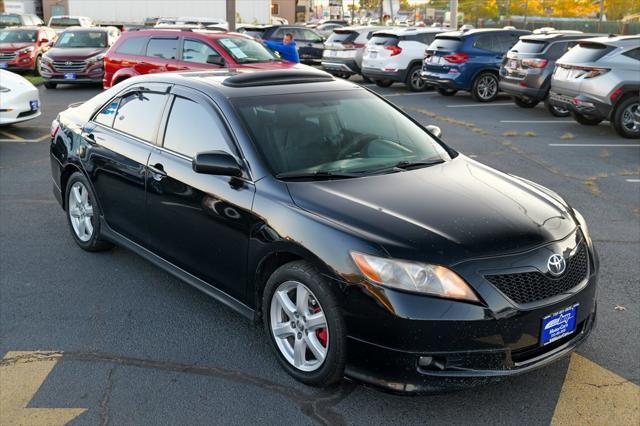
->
[[0, 26, 57, 74], [103, 29, 297, 89]]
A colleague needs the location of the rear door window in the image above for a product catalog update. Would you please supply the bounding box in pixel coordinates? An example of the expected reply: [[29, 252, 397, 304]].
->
[[560, 42, 615, 63], [116, 36, 148, 55], [622, 47, 640, 61], [163, 97, 231, 158], [473, 34, 498, 52], [113, 92, 168, 142], [146, 38, 178, 60]]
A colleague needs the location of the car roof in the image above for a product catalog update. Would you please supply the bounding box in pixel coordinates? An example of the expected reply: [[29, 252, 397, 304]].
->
[[61, 26, 110, 32], [373, 27, 446, 36], [334, 25, 393, 32], [121, 68, 360, 99], [578, 34, 640, 47], [122, 28, 250, 39], [437, 28, 529, 38], [520, 32, 605, 42]]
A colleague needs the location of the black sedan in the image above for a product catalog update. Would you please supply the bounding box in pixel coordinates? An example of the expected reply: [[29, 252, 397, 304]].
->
[[50, 69, 598, 392]]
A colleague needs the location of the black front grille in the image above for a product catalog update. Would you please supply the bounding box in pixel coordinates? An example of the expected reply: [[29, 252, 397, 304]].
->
[[485, 244, 588, 304]]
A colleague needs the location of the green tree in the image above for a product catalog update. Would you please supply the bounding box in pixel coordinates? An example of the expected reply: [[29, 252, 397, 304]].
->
[[605, 0, 640, 20]]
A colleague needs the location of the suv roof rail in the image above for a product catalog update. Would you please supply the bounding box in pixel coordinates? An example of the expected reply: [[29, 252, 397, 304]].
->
[[222, 70, 334, 88], [128, 26, 227, 32]]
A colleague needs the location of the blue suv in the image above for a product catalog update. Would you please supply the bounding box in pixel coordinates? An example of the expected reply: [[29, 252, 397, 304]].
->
[[421, 28, 530, 102]]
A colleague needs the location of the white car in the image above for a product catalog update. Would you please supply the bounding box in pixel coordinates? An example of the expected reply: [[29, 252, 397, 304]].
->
[[361, 27, 446, 91], [0, 70, 41, 125], [48, 15, 95, 33]]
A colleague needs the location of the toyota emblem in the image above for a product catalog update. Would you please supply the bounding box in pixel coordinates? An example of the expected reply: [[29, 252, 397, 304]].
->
[[547, 254, 566, 276]]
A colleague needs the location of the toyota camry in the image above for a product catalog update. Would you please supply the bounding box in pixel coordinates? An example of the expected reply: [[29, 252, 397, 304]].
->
[[50, 69, 598, 392]]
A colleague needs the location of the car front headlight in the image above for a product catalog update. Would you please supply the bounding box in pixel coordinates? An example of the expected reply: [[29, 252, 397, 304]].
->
[[572, 208, 593, 247], [351, 252, 479, 302], [17, 46, 35, 55], [86, 53, 105, 64]]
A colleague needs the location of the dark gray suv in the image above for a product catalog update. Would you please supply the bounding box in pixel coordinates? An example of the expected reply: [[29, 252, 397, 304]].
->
[[500, 32, 603, 117]]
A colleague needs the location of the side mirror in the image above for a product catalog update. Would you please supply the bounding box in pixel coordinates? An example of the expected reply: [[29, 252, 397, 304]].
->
[[206, 54, 225, 66], [192, 151, 242, 177], [426, 125, 442, 138]]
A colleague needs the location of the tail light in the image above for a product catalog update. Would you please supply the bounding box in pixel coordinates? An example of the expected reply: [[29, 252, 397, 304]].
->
[[443, 52, 469, 64], [522, 58, 548, 68], [342, 42, 364, 49], [385, 45, 402, 56]]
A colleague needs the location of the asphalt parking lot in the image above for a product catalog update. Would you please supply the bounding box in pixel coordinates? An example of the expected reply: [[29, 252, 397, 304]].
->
[[1, 79, 639, 425]]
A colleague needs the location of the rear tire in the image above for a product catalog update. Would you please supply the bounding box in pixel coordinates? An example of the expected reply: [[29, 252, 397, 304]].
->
[[263, 261, 346, 387], [405, 65, 426, 92], [545, 100, 570, 117], [514, 96, 539, 108], [571, 111, 603, 126], [374, 79, 393, 88], [44, 82, 57, 89], [437, 88, 457, 96], [65, 172, 112, 252], [611, 96, 640, 139], [471, 72, 499, 102]]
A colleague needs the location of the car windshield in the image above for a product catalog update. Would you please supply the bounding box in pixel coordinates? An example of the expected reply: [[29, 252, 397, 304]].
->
[[232, 90, 451, 177], [217, 37, 277, 63], [0, 30, 37, 43], [0, 15, 21, 27], [55, 31, 107, 48], [50, 17, 81, 27]]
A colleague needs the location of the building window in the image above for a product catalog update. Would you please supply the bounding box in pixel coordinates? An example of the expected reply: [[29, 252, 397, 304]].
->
[[271, 3, 279, 15]]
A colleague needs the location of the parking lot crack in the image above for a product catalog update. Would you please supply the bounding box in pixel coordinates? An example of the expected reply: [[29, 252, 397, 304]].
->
[[99, 367, 115, 426]]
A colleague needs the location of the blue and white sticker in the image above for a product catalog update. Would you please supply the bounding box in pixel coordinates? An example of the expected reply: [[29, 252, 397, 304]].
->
[[541, 303, 579, 346]]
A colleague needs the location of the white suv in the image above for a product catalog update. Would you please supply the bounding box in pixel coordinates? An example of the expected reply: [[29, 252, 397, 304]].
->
[[361, 27, 446, 91]]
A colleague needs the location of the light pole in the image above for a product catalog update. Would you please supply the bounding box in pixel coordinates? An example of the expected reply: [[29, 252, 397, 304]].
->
[[226, 0, 236, 31]]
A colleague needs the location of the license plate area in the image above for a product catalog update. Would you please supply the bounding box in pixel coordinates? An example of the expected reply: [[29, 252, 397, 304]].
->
[[0, 63, 8, 69], [64, 73, 77, 80], [541, 304, 579, 346]]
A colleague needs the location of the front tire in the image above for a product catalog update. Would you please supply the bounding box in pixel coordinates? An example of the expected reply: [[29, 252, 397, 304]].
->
[[263, 261, 346, 387], [65, 172, 112, 252], [406, 65, 426, 92], [611, 96, 640, 139], [374, 79, 393, 88], [44, 82, 57, 89], [471, 72, 499, 102], [571, 111, 603, 126], [514, 96, 539, 108]]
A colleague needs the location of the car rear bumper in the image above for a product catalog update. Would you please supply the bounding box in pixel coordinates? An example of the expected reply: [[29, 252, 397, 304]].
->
[[361, 67, 408, 82], [549, 91, 612, 119], [322, 59, 360, 75], [420, 73, 461, 90], [499, 78, 547, 101]]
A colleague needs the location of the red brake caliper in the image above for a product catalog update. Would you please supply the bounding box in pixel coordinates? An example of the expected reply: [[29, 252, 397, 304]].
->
[[312, 306, 328, 347]]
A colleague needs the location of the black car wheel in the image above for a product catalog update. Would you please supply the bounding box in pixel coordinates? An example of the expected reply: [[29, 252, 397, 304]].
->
[[471, 72, 499, 102], [545, 100, 570, 117], [65, 172, 112, 252], [44, 82, 57, 89], [571, 111, 603, 126], [437, 88, 458, 96], [406, 65, 426, 92], [263, 261, 345, 387], [374, 79, 393, 88], [514, 97, 539, 108], [612, 96, 640, 139]]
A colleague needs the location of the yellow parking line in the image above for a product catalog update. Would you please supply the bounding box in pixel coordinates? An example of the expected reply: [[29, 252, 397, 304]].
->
[[0, 129, 25, 141], [552, 353, 640, 425], [35, 133, 51, 142], [0, 351, 87, 425]]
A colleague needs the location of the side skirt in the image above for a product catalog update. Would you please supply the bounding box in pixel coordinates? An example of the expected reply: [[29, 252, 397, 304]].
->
[[100, 220, 256, 321]]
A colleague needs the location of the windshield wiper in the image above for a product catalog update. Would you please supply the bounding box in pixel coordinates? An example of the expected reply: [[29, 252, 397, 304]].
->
[[366, 158, 445, 175], [275, 171, 361, 181]]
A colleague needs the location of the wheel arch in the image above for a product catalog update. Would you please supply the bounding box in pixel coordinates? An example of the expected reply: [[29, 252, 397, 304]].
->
[[59, 162, 85, 211]]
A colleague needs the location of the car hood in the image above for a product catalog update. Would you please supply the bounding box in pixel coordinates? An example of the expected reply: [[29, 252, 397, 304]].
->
[[45, 47, 106, 60], [0, 42, 34, 51], [286, 156, 576, 265]]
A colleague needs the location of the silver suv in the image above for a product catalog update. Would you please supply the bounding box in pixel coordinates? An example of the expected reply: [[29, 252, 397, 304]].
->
[[549, 35, 640, 138]]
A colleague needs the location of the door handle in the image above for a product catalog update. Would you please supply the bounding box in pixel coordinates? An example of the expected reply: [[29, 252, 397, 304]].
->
[[148, 163, 167, 181]]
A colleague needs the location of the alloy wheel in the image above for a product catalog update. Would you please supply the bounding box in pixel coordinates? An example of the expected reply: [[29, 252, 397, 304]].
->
[[621, 102, 640, 133], [552, 105, 569, 115], [477, 75, 498, 100], [269, 280, 328, 372], [68, 181, 94, 242], [410, 69, 425, 91]]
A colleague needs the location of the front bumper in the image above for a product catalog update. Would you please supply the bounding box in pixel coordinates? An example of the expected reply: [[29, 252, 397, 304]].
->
[[341, 232, 598, 393], [0, 56, 36, 71], [549, 91, 612, 120], [0, 88, 41, 125], [40, 63, 104, 85], [361, 67, 408, 83]]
